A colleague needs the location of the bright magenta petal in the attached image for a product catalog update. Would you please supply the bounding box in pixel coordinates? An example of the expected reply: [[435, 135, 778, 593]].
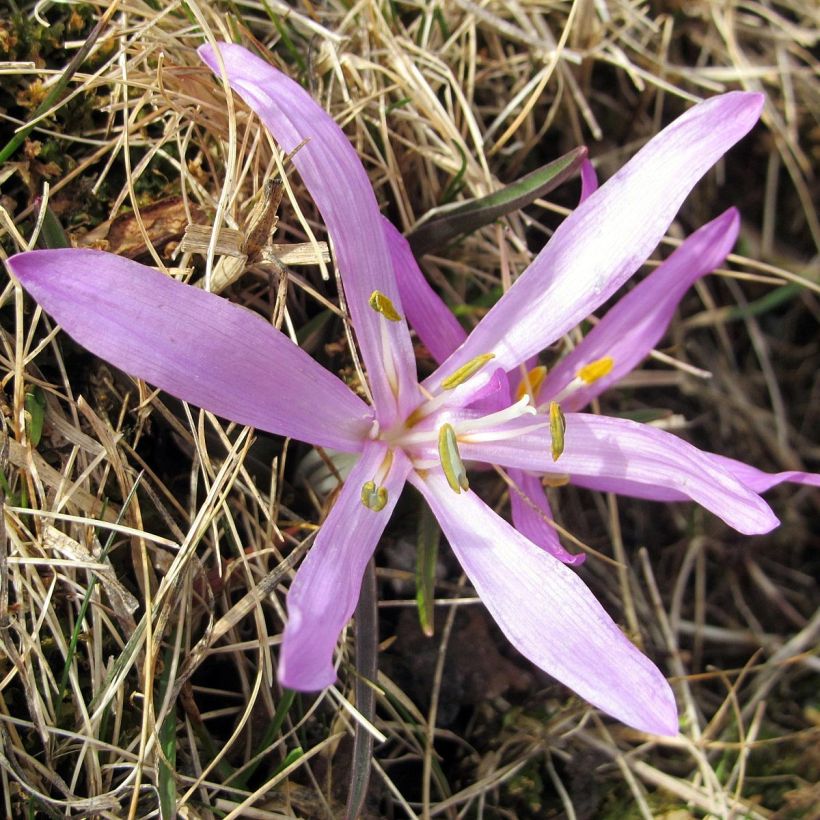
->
[[412, 469, 678, 735], [199, 43, 418, 425], [428, 92, 764, 394], [385, 217, 467, 365], [543, 208, 740, 410], [508, 468, 585, 564], [459, 413, 779, 535], [9, 249, 373, 451], [279, 444, 411, 690]]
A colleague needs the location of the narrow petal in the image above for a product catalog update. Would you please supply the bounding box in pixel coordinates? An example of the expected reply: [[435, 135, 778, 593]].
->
[[9, 249, 373, 451], [579, 157, 598, 202], [543, 208, 740, 410], [558, 452, 818, 500], [458, 413, 779, 535], [708, 453, 820, 493], [508, 468, 586, 564], [428, 92, 764, 394], [199, 43, 418, 425], [384, 217, 467, 365], [279, 444, 411, 690], [412, 469, 678, 735]]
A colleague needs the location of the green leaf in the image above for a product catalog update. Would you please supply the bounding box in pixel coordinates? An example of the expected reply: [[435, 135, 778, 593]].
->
[[225, 687, 296, 788], [345, 560, 378, 820], [272, 746, 303, 777], [262, 1, 307, 74], [295, 309, 332, 350], [408, 146, 588, 255], [158, 644, 179, 820], [452, 285, 503, 317], [415, 501, 439, 637], [24, 386, 46, 447], [35, 200, 70, 249]]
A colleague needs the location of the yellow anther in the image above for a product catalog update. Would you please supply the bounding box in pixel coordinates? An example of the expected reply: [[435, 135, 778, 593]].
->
[[361, 480, 388, 511], [578, 356, 614, 385], [441, 353, 496, 390], [515, 365, 548, 402], [542, 474, 570, 488], [368, 290, 402, 322], [438, 423, 469, 494], [549, 401, 566, 462]]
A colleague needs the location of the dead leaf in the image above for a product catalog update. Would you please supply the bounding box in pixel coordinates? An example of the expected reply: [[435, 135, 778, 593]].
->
[[77, 196, 203, 258]]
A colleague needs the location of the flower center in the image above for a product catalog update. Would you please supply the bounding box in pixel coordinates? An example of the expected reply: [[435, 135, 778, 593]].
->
[[361, 291, 567, 506]]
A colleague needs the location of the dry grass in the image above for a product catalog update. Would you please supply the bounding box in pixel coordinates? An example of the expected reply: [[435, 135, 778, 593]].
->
[[0, 0, 818, 817]]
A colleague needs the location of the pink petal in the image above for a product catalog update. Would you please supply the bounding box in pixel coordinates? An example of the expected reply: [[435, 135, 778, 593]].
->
[[279, 443, 411, 690], [384, 217, 467, 365], [458, 413, 779, 535], [9, 249, 372, 451], [579, 157, 598, 202], [199, 43, 418, 425], [508, 468, 586, 564], [569, 451, 818, 504], [412, 469, 678, 735], [543, 208, 740, 410], [708, 453, 820, 493], [428, 92, 764, 395], [389, 156, 597, 368]]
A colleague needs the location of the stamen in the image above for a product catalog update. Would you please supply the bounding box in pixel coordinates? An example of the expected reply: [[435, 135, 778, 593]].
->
[[515, 365, 548, 402], [438, 423, 469, 493], [361, 480, 388, 511], [543, 474, 570, 488], [369, 290, 402, 322], [374, 449, 395, 484], [458, 420, 548, 443], [578, 356, 614, 384], [404, 390, 452, 428], [406, 357, 499, 429], [455, 396, 536, 436], [549, 401, 566, 462], [441, 353, 495, 390], [368, 290, 401, 394]]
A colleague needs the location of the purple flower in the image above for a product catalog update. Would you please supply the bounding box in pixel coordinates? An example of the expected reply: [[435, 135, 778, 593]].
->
[[391, 203, 819, 561], [7, 43, 778, 736]]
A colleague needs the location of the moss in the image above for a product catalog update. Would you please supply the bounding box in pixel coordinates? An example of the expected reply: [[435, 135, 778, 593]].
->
[[504, 763, 546, 816]]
